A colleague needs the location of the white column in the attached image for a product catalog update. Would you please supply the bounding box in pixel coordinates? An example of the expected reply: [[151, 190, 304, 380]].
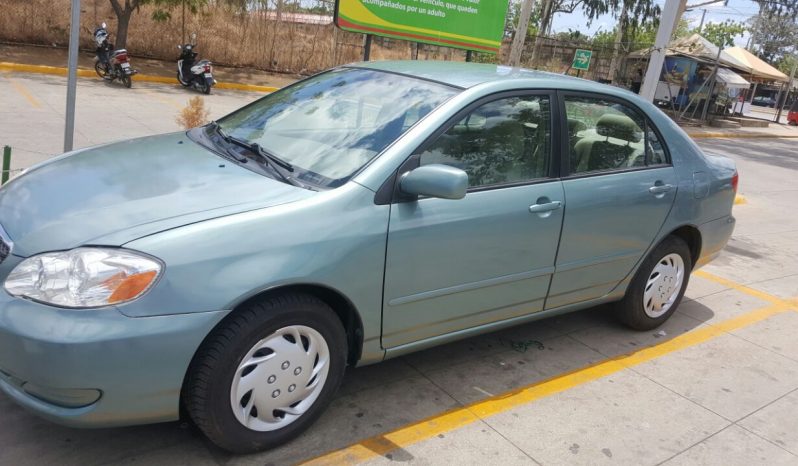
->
[[640, 0, 687, 102]]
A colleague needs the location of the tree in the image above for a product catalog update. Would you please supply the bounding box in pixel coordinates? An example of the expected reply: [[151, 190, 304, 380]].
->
[[606, 0, 661, 83], [749, 0, 798, 62], [749, 14, 798, 63], [107, 0, 208, 49], [530, 0, 614, 65], [108, 0, 142, 49], [698, 20, 747, 47]]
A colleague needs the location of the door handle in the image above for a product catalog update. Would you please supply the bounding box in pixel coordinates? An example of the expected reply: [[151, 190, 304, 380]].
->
[[529, 200, 562, 213], [649, 184, 673, 195]]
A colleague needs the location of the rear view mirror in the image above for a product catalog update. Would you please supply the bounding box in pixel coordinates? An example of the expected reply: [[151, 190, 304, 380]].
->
[[400, 164, 468, 200]]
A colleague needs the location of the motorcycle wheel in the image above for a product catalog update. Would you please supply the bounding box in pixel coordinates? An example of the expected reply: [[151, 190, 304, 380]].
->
[[122, 75, 132, 88], [95, 61, 108, 79], [202, 81, 211, 95], [177, 72, 190, 87]]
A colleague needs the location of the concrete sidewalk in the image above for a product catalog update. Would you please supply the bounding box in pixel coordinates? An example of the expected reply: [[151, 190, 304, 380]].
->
[[685, 123, 798, 139]]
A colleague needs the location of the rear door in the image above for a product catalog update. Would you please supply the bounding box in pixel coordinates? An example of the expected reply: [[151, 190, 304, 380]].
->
[[382, 91, 565, 348], [546, 92, 678, 309]]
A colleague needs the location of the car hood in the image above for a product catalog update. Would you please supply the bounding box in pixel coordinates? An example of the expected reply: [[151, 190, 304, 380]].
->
[[0, 133, 315, 256]]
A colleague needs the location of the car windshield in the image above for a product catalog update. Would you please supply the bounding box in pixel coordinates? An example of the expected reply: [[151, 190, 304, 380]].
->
[[217, 68, 459, 188]]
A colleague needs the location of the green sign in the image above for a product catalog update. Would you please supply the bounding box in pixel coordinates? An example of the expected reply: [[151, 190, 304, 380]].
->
[[335, 0, 510, 54], [572, 49, 592, 71]]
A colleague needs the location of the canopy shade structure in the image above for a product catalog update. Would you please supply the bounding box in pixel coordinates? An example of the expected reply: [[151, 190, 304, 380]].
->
[[630, 34, 750, 72], [715, 67, 750, 89], [724, 47, 789, 83]]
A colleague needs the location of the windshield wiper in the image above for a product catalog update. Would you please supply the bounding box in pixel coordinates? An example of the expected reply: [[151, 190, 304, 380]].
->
[[208, 121, 248, 163], [248, 142, 303, 188], [207, 122, 304, 188]]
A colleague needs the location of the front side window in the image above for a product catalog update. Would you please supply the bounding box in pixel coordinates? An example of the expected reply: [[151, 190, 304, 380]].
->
[[218, 68, 458, 188], [418, 95, 552, 189], [565, 96, 667, 174]]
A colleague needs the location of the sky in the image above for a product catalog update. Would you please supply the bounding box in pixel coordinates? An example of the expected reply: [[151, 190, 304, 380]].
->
[[551, 0, 761, 47]]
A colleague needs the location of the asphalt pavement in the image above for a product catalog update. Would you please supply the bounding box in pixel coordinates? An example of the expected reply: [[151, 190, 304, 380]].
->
[[1, 71, 798, 465]]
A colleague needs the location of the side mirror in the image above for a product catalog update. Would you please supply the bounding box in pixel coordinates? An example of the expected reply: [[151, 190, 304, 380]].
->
[[399, 164, 468, 200], [101, 22, 107, 28]]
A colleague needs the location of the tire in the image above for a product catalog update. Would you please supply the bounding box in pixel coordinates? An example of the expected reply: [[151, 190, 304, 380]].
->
[[615, 235, 692, 331], [94, 61, 108, 78], [121, 75, 132, 88], [202, 82, 212, 95], [184, 293, 347, 453]]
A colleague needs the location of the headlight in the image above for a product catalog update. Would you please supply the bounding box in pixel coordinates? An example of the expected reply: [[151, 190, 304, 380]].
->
[[4, 248, 162, 308]]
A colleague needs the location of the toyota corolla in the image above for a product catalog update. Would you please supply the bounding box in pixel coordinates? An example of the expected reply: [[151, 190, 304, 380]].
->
[[0, 61, 737, 453]]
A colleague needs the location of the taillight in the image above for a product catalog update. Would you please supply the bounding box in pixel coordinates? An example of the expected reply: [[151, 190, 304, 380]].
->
[[731, 170, 739, 194], [204, 64, 211, 72]]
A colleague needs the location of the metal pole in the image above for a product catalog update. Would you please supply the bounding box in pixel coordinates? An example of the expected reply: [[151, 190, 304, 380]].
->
[[64, 0, 80, 153], [2, 146, 11, 185], [182, 0, 186, 44], [363, 34, 372, 61], [775, 61, 796, 123], [508, 0, 536, 67], [640, 0, 687, 102], [699, 44, 723, 122], [697, 9, 707, 33]]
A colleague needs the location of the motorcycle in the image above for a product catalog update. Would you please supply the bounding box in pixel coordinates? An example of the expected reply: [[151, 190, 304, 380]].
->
[[177, 34, 215, 94], [93, 23, 137, 88]]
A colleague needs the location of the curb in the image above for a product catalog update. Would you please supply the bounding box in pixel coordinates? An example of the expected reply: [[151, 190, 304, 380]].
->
[[686, 132, 798, 139], [0, 61, 279, 93]]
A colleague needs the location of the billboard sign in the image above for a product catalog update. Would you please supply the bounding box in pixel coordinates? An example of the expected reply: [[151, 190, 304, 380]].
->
[[334, 0, 510, 54]]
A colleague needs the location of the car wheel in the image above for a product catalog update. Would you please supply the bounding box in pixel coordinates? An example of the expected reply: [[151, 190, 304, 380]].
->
[[616, 235, 691, 331], [184, 293, 347, 453]]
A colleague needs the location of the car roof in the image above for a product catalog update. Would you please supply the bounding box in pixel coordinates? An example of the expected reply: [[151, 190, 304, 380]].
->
[[350, 60, 590, 89]]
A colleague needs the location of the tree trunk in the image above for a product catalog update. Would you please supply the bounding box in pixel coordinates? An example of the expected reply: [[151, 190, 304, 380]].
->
[[115, 10, 131, 49], [607, 8, 628, 85], [530, 0, 553, 67]]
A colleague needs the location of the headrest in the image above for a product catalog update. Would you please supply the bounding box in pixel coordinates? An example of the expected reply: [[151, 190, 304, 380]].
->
[[596, 114, 642, 142], [568, 119, 586, 134]]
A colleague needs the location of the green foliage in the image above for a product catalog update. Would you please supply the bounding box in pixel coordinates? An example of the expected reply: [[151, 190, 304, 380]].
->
[[776, 54, 798, 76], [750, 13, 798, 62], [697, 20, 747, 47]]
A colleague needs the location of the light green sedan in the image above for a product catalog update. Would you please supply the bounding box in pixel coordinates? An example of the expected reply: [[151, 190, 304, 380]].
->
[[0, 61, 737, 452]]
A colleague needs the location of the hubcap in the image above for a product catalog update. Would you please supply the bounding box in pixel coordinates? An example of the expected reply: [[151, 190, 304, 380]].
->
[[643, 253, 685, 318], [230, 325, 330, 432]]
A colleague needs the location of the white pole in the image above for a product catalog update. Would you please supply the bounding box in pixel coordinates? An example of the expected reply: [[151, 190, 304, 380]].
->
[[508, 0, 537, 67], [64, 0, 80, 152], [640, 0, 687, 102]]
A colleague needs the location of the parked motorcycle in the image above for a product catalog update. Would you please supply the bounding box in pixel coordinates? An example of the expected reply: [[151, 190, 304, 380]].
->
[[93, 23, 137, 88], [177, 34, 215, 94]]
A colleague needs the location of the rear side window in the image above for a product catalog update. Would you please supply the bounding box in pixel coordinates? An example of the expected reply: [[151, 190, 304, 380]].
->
[[565, 96, 667, 174], [418, 95, 552, 189]]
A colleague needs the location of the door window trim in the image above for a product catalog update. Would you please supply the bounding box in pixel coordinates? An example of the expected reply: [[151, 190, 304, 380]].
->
[[374, 89, 562, 205], [558, 90, 672, 180]]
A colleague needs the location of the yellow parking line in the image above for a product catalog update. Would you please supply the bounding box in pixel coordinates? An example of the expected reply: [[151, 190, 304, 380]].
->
[[304, 301, 790, 465], [693, 270, 789, 307], [8, 77, 41, 108]]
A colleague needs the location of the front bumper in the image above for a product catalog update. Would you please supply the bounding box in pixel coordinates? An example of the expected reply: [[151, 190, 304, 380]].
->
[[0, 291, 228, 428]]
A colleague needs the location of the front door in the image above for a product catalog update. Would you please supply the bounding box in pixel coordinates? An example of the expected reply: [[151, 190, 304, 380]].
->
[[547, 93, 678, 309], [382, 92, 565, 348]]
